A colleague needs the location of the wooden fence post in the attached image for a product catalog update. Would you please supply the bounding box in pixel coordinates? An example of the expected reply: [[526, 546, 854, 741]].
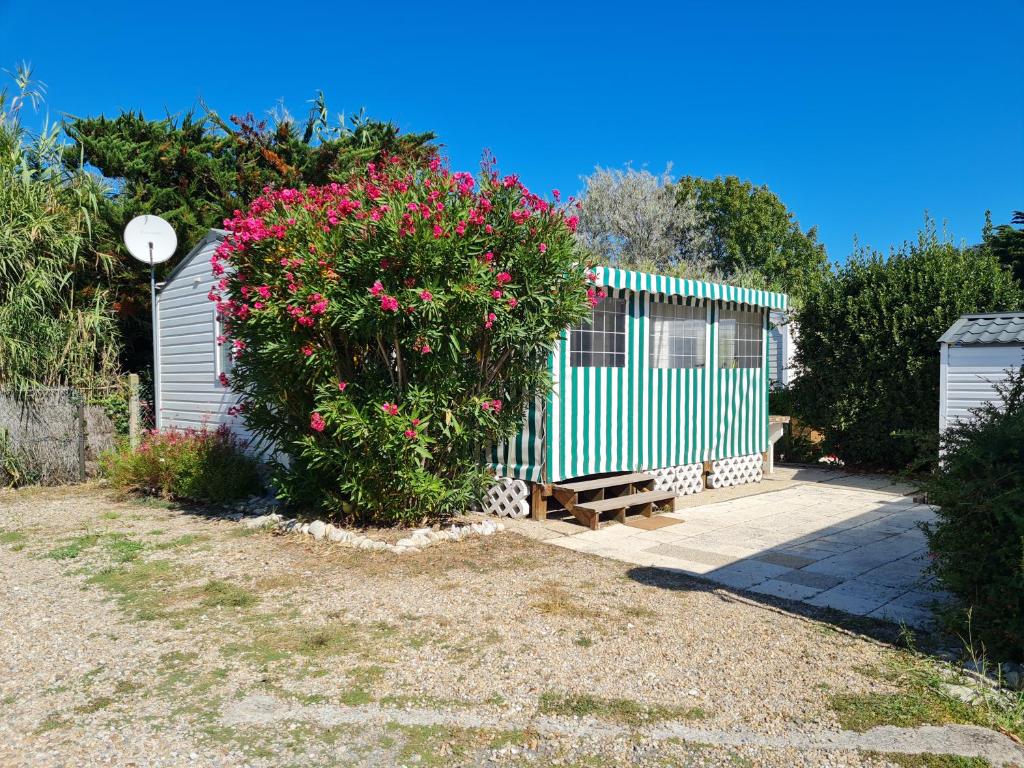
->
[[76, 400, 87, 483], [128, 374, 140, 449]]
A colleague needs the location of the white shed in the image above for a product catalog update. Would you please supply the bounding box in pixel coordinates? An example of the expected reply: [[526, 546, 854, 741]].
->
[[153, 229, 246, 437], [938, 312, 1024, 432]]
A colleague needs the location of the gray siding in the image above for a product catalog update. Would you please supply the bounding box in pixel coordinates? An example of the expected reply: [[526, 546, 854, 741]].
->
[[942, 345, 1024, 428], [156, 237, 249, 441]]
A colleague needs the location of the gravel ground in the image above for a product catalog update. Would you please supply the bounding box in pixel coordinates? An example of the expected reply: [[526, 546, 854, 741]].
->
[[1, 485, 1021, 767]]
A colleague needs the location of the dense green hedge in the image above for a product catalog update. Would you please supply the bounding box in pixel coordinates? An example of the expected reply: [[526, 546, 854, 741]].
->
[[923, 368, 1024, 659], [792, 228, 1022, 469]]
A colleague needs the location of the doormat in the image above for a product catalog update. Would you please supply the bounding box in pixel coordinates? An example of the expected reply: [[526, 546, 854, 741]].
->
[[623, 515, 684, 531]]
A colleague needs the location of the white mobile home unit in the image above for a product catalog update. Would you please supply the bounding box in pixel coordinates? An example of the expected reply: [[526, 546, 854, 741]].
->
[[153, 229, 247, 437], [938, 312, 1024, 433], [157, 231, 789, 527]]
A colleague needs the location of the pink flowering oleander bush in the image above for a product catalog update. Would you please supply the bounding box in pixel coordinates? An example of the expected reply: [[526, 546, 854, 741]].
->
[[211, 152, 592, 525], [102, 425, 262, 503]]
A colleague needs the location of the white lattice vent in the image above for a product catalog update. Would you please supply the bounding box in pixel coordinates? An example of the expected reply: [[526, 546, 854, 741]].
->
[[706, 453, 763, 489], [650, 462, 705, 496], [482, 476, 530, 518]]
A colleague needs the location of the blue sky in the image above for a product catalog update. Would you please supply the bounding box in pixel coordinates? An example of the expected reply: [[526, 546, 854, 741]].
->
[[1, 0, 1021, 260]]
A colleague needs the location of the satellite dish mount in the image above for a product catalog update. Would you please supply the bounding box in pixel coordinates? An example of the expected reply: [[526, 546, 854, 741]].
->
[[123, 215, 178, 407]]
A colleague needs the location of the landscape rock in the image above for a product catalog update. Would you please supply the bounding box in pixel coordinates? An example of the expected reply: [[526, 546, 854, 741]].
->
[[308, 520, 327, 540]]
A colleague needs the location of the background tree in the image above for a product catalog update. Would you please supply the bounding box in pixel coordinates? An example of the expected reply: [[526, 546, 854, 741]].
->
[[791, 220, 1023, 470], [577, 165, 711, 273], [984, 209, 1024, 287], [676, 175, 829, 299], [64, 98, 435, 372], [0, 64, 120, 393]]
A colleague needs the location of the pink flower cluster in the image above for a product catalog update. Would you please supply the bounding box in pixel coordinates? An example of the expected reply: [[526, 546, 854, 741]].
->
[[481, 399, 503, 412], [310, 412, 326, 432]]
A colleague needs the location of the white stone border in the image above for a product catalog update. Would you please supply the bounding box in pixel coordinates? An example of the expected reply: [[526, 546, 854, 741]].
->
[[241, 513, 504, 555]]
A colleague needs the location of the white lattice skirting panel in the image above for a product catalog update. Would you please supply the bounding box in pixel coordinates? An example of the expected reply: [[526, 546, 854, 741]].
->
[[651, 462, 705, 496], [706, 453, 764, 489], [482, 476, 531, 519]]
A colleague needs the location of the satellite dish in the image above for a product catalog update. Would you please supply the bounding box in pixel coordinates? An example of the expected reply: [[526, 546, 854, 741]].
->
[[124, 215, 177, 265]]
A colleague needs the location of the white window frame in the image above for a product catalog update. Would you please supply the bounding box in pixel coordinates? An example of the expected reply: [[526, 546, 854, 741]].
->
[[569, 297, 627, 368], [718, 308, 764, 370], [649, 302, 707, 369], [213, 306, 234, 381]]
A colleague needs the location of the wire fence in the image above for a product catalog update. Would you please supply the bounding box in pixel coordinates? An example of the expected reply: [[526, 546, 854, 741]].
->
[[0, 383, 132, 486]]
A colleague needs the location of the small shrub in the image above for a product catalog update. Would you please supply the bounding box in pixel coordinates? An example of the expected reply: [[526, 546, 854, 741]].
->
[[923, 367, 1024, 659], [102, 425, 262, 504]]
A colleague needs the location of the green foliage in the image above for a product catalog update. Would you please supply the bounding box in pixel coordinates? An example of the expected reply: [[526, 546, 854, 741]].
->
[[64, 100, 435, 373], [923, 368, 1024, 660], [218, 154, 591, 525], [792, 222, 1023, 469], [103, 425, 262, 504], [0, 65, 121, 392], [676, 175, 828, 301], [984, 210, 1024, 287], [0, 428, 36, 488]]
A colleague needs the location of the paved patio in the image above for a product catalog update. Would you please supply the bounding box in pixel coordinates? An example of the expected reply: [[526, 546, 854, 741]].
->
[[537, 468, 947, 628]]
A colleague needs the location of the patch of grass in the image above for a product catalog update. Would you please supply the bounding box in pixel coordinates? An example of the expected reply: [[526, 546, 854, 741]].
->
[[197, 579, 257, 609], [104, 533, 144, 563], [389, 724, 490, 767], [573, 634, 593, 648], [74, 695, 114, 714], [220, 619, 390, 666], [46, 533, 100, 560], [538, 691, 707, 727], [531, 582, 602, 620], [348, 664, 386, 686], [35, 714, 68, 733], [99, 510, 120, 520], [0, 530, 26, 546], [159, 650, 199, 666], [152, 533, 207, 550], [340, 687, 374, 705], [86, 558, 184, 621], [862, 753, 991, 768], [831, 652, 1024, 740]]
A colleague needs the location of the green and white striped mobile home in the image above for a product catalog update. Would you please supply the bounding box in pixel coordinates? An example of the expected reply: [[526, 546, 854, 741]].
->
[[490, 266, 787, 496]]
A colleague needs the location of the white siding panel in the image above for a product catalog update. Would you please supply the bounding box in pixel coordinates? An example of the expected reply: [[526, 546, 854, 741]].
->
[[155, 235, 250, 443], [941, 345, 1024, 428]]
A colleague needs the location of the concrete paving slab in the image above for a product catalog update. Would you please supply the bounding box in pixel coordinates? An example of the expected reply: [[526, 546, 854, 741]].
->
[[773, 568, 844, 591], [536, 470, 946, 629], [749, 578, 824, 601], [753, 551, 817, 569], [644, 543, 737, 567], [806, 580, 909, 615]]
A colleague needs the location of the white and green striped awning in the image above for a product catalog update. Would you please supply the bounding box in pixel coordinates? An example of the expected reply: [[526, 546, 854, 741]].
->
[[594, 266, 788, 311]]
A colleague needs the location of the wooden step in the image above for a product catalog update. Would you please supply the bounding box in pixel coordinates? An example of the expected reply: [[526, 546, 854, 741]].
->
[[554, 472, 654, 494], [573, 489, 677, 515]]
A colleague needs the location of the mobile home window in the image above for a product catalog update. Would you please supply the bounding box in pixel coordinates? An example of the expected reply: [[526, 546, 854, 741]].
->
[[214, 308, 234, 380], [649, 302, 706, 368], [718, 309, 763, 369], [569, 297, 626, 367]]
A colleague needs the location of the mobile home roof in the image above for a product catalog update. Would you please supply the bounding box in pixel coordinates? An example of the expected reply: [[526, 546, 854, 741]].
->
[[594, 266, 788, 311]]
